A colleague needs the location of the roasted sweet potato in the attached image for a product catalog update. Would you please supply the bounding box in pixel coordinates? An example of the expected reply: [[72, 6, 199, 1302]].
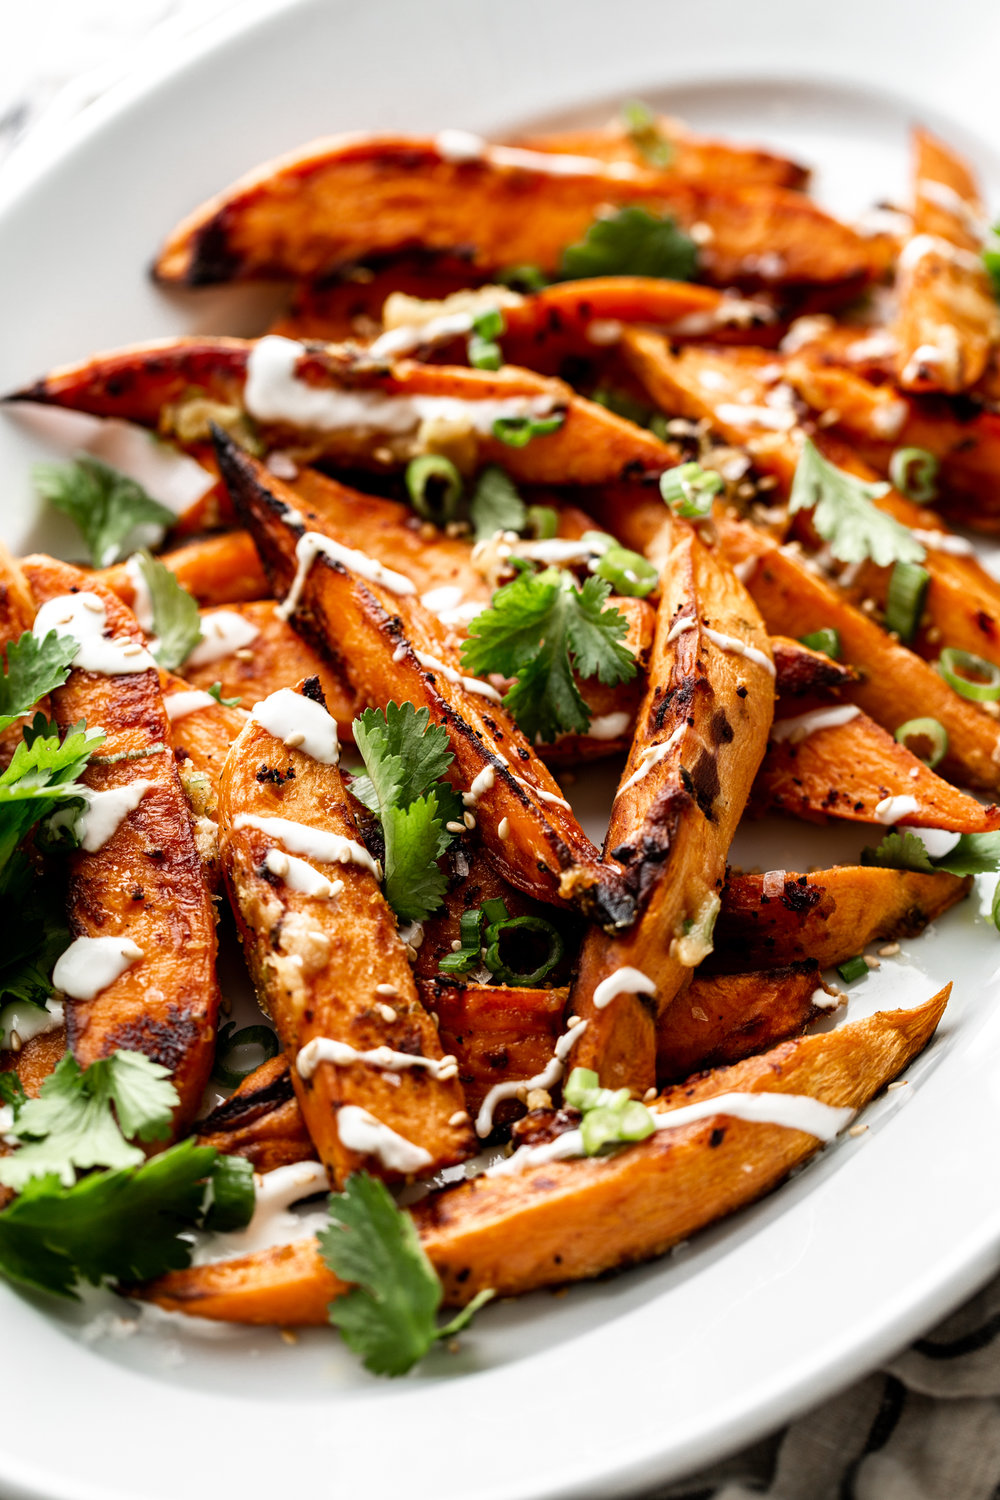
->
[[141, 986, 948, 1321], [568, 513, 775, 1091], [895, 129, 998, 393], [99, 530, 268, 609], [153, 133, 884, 292], [220, 685, 473, 1183], [197, 1054, 314, 1173], [711, 865, 970, 972], [770, 634, 858, 696], [22, 556, 220, 1131], [756, 704, 1000, 831], [214, 436, 633, 928], [0, 541, 40, 764]]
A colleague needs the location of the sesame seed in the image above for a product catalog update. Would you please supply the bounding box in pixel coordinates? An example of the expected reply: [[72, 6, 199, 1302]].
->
[[816, 408, 841, 428], [122, 644, 145, 657], [450, 939, 463, 951], [375, 983, 397, 996], [848, 1123, 868, 1138], [690, 1005, 708, 1022], [430, 1011, 439, 1025], [887, 1080, 908, 1092], [864, 955, 880, 970], [878, 942, 901, 957], [741, 1163, 754, 1174], [498, 817, 510, 839], [757, 474, 779, 490], [642, 1087, 657, 1102], [463, 811, 476, 830], [445, 821, 466, 834], [279, 1328, 299, 1345], [235, 648, 255, 661], [376, 1003, 397, 1023], [565, 1016, 582, 1028], [404, 944, 418, 961], [82, 597, 104, 614], [449, 1111, 470, 1127], [8, 1031, 21, 1053], [283, 731, 306, 748]]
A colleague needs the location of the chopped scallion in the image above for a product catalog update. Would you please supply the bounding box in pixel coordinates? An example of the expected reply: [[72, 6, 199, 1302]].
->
[[884, 561, 930, 643], [479, 897, 509, 926], [459, 909, 484, 948], [937, 647, 1000, 703], [889, 447, 939, 504], [798, 628, 841, 659], [483, 914, 564, 987], [438, 948, 479, 975], [837, 955, 868, 983], [894, 717, 948, 768], [491, 413, 565, 447], [525, 505, 558, 540], [595, 546, 658, 598], [212, 1023, 280, 1088], [405, 454, 464, 525], [659, 461, 723, 519], [621, 99, 673, 170], [467, 308, 505, 371]]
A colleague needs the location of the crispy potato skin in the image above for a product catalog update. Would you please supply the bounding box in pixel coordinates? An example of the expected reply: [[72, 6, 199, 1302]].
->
[[141, 987, 948, 1321], [99, 531, 269, 609], [152, 133, 880, 292], [219, 705, 473, 1184], [770, 635, 858, 697], [215, 437, 633, 929], [711, 866, 971, 973], [22, 557, 220, 1131], [568, 515, 774, 1091], [197, 1055, 314, 1173]]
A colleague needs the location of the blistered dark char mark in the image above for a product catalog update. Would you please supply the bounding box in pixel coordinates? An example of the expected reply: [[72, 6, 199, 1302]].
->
[[781, 878, 823, 913], [688, 747, 721, 820], [186, 210, 242, 286], [101, 1005, 202, 1074]]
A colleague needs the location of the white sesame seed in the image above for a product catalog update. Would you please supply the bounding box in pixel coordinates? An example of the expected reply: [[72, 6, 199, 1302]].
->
[[450, 939, 463, 952], [690, 1005, 708, 1022], [848, 1123, 868, 1138], [279, 1328, 299, 1345], [878, 942, 901, 957], [449, 1111, 470, 1127], [82, 597, 104, 614], [430, 1011, 439, 1026], [375, 983, 397, 996], [445, 820, 466, 834], [8, 1031, 22, 1053], [122, 644, 145, 657], [283, 731, 306, 748], [404, 944, 418, 961], [463, 811, 476, 830], [376, 1003, 397, 1023], [887, 1080, 908, 1092], [864, 955, 880, 970], [268, 851, 289, 878], [498, 817, 510, 839], [643, 1087, 657, 1103], [235, 648, 255, 661], [565, 1016, 582, 1028]]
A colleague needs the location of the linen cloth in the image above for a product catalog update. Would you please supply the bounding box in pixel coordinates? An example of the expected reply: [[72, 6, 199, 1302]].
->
[[5, 5, 999, 1498]]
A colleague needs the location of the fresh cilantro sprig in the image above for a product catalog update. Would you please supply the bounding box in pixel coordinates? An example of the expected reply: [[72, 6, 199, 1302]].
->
[[0, 715, 105, 871], [33, 457, 175, 568], [0, 1050, 178, 1191], [560, 206, 697, 282], [621, 99, 674, 169], [984, 224, 1000, 301], [789, 438, 926, 568], [207, 682, 241, 707], [319, 1172, 493, 1376], [469, 465, 527, 541], [0, 852, 68, 1011], [351, 703, 462, 924], [862, 828, 1000, 877], [461, 568, 636, 742], [134, 550, 203, 670], [564, 1067, 656, 1155], [0, 631, 77, 734]]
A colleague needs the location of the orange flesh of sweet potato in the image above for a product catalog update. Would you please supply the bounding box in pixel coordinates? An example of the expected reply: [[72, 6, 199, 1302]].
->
[[196, 1054, 315, 1173], [769, 634, 858, 695], [567, 515, 775, 1091], [895, 129, 999, 394], [514, 118, 809, 188], [711, 865, 970, 973], [214, 438, 634, 929], [219, 699, 473, 1184], [0, 541, 41, 764], [140, 986, 947, 1321], [152, 133, 881, 292], [756, 706, 1000, 831], [99, 530, 269, 609], [21, 556, 221, 1131]]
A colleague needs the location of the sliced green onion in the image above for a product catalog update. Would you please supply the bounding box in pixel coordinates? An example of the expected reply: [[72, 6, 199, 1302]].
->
[[468, 311, 504, 371], [438, 948, 479, 975], [884, 561, 930, 643], [212, 1023, 280, 1088], [894, 717, 948, 768], [596, 546, 658, 598], [496, 264, 548, 293], [472, 307, 505, 341], [483, 914, 564, 987], [491, 413, 565, 447], [405, 454, 464, 524], [459, 908, 484, 948], [580, 1099, 656, 1156], [479, 897, 509, 926], [203, 1154, 256, 1232], [837, 954, 868, 983], [889, 446, 939, 503], [798, 627, 841, 659], [621, 99, 673, 170], [659, 461, 724, 519], [938, 647, 1000, 703], [525, 504, 558, 540]]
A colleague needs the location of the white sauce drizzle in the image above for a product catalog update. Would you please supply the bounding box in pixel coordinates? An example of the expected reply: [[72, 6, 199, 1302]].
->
[[297, 1037, 457, 1081], [770, 705, 861, 744], [714, 402, 797, 432], [52, 936, 143, 1001], [463, 765, 496, 808], [250, 688, 340, 765], [898, 233, 984, 274], [703, 627, 775, 676], [917, 178, 986, 237], [873, 794, 921, 825], [848, 330, 900, 362], [0, 998, 65, 1049], [433, 130, 640, 180], [670, 299, 775, 337], [666, 613, 696, 644], [509, 534, 612, 566], [810, 988, 843, 1011], [900, 824, 961, 859], [277, 529, 416, 621], [185, 611, 259, 668], [192, 1160, 329, 1266], [368, 308, 478, 361], [617, 724, 686, 796], [475, 1017, 589, 1137], [419, 585, 484, 626], [413, 648, 503, 703], [164, 689, 218, 721], [74, 779, 155, 852], [869, 400, 909, 440], [336, 1105, 433, 1173], [123, 554, 155, 632], [585, 319, 624, 346], [233, 814, 381, 878], [911, 529, 975, 557], [584, 711, 631, 740], [592, 966, 657, 1011], [33, 593, 156, 676], [264, 848, 344, 898]]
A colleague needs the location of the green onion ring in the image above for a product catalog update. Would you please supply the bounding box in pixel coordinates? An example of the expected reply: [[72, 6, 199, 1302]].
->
[[937, 647, 1000, 703], [212, 1022, 280, 1088], [894, 717, 948, 768], [404, 454, 464, 524]]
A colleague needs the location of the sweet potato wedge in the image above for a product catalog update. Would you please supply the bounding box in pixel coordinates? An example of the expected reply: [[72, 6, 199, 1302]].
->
[[715, 515, 1000, 791], [711, 865, 970, 973], [99, 530, 269, 609], [220, 686, 474, 1184], [21, 556, 221, 1131], [770, 634, 858, 696], [152, 133, 883, 292], [895, 129, 999, 393], [197, 1054, 315, 1173], [214, 437, 633, 928], [12, 337, 675, 487], [756, 705, 1000, 831], [568, 513, 775, 1091], [141, 986, 948, 1321], [0, 540, 41, 764]]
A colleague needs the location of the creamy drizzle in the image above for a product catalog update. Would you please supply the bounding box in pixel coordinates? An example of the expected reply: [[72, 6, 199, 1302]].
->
[[464, 765, 496, 807], [714, 402, 797, 432], [703, 627, 775, 676], [413, 648, 503, 703], [74, 779, 154, 852], [509, 534, 612, 566], [336, 1105, 433, 1173], [770, 705, 861, 744], [593, 967, 656, 1011], [278, 529, 416, 621], [433, 129, 639, 180], [250, 688, 340, 764], [917, 178, 986, 236], [420, 584, 484, 626], [669, 299, 774, 337], [164, 689, 218, 721], [874, 794, 921, 825], [297, 1036, 457, 1081], [0, 998, 65, 1048], [617, 724, 685, 796], [185, 611, 259, 668], [193, 1161, 329, 1266], [584, 711, 631, 740], [264, 848, 344, 898], [911, 529, 975, 557], [900, 825, 960, 859], [233, 814, 381, 878], [33, 594, 156, 676], [53, 936, 143, 1001], [476, 1017, 588, 1137], [666, 613, 696, 644], [898, 233, 984, 274]]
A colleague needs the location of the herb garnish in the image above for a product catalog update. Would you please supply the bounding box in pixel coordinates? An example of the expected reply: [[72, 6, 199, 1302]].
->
[[133, 550, 203, 670], [789, 438, 926, 567], [560, 206, 697, 282], [34, 457, 174, 568]]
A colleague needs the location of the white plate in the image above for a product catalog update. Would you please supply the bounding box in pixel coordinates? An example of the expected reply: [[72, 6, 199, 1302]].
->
[[3, 2, 1000, 1497]]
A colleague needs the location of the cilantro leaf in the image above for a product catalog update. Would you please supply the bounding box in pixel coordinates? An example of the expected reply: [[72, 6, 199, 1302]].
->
[[0, 1050, 178, 1191], [134, 550, 203, 670], [382, 792, 452, 925], [560, 206, 697, 282], [621, 99, 674, 169], [861, 828, 1000, 877], [936, 832, 1000, 876], [462, 569, 636, 742], [0, 852, 68, 1009], [33, 457, 175, 569], [789, 437, 926, 568], [860, 829, 934, 873], [207, 682, 241, 708], [0, 1072, 26, 1114], [0, 631, 77, 734], [319, 1172, 493, 1376], [352, 702, 458, 818], [0, 716, 105, 871], [469, 465, 526, 541], [0, 1141, 219, 1297]]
